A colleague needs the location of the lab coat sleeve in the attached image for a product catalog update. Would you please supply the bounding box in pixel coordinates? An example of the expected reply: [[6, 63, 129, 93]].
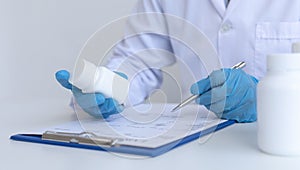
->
[[105, 0, 176, 106]]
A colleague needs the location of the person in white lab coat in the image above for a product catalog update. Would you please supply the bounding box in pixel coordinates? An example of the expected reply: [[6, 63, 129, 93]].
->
[[56, 0, 300, 122]]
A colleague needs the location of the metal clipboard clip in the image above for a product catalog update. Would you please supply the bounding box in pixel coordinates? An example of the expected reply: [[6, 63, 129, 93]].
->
[[42, 131, 119, 147]]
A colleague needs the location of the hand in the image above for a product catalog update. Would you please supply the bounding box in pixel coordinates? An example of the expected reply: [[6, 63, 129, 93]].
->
[[55, 70, 125, 119], [190, 69, 258, 123]]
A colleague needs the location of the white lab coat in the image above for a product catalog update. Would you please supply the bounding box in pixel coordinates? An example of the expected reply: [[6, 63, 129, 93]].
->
[[106, 0, 300, 106]]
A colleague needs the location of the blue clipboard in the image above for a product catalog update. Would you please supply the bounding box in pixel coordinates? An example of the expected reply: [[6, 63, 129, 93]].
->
[[10, 120, 235, 157]]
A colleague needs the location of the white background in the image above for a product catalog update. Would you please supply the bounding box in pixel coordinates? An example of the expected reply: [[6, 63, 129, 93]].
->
[[0, 0, 140, 101], [0, 0, 181, 103]]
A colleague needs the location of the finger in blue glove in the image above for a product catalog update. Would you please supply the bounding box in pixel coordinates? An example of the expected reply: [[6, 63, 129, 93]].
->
[[55, 70, 73, 90]]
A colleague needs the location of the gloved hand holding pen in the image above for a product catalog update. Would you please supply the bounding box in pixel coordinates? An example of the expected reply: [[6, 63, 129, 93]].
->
[[190, 68, 258, 123], [55, 70, 126, 119]]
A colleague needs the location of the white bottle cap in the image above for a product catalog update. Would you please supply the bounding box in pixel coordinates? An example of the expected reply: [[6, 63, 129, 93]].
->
[[71, 60, 98, 92], [292, 42, 300, 53], [267, 53, 300, 71]]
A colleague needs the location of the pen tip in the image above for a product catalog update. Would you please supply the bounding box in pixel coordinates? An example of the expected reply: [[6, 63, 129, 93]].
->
[[171, 107, 179, 112]]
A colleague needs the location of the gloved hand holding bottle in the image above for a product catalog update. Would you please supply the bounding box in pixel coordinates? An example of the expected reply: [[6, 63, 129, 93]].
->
[[190, 68, 258, 123], [55, 70, 127, 119]]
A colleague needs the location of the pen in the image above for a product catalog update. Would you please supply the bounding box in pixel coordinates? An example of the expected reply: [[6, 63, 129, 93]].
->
[[171, 62, 246, 112]]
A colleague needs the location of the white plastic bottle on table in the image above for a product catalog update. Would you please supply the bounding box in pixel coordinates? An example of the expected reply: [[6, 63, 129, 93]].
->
[[257, 43, 300, 156]]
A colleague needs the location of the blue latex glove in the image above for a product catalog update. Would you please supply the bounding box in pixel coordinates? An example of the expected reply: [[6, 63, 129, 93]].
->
[[190, 69, 258, 123], [55, 70, 127, 119]]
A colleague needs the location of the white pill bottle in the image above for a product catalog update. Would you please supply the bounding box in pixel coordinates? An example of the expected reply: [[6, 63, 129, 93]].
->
[[71, 60, 129, 105], [257, 42, 300, 156]]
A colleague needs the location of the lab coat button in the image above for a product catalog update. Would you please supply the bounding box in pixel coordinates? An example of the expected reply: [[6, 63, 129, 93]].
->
[[220, 23, 232, 33]]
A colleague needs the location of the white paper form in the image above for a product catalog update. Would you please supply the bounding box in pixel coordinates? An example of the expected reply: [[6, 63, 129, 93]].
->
[[26, 104, 226, 148]]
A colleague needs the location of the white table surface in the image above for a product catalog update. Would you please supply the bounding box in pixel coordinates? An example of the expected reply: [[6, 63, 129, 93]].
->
[[1, 98, 300, 170]]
